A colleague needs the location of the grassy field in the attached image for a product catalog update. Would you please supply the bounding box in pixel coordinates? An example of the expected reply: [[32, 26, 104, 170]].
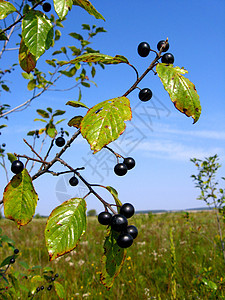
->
[[1, 211, 225, 299]]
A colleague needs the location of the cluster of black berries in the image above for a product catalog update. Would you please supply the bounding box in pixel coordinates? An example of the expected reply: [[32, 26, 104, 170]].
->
[[98, 203, 138, 248], [35, 273, 59, 294], [55, 128, 66, 147], [114, 157, 135, 176], [137, 40, 174, 103], [9, 248, 19, 265]]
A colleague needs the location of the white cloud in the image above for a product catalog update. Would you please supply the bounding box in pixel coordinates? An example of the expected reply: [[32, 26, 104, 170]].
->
[[135, 139, 224, 161]]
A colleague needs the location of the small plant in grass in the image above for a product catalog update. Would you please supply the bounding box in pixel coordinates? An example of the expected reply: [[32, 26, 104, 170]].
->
[[191, 154, 225, 261]]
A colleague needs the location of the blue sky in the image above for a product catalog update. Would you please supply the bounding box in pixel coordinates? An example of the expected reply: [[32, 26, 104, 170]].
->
[[0, 0, 225, 215]]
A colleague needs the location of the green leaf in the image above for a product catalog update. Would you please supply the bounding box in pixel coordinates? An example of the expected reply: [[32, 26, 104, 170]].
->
[[68, 116, 83, 128], [82, 24, 90, 30], [55, 119, 66, 125], [201, 278, 218, 290], [81, 81, 90, 88], [54, 29, 61, 41], [45, 198, 86, 260], [0, 255, 15, 267], [22, 72, 34, 80], [47, 107, 53, 113], [54, 281, 66, 299], [0, 0, 16, 20], [0, 30, 8, 40], [1, 84, 9, 92], [54, 0, 72, 19], [105, 186, 122, 212], [156, 63, 201, 123], [34, 118, 47, 122], [19, 39, 36, 74], [22, 10, 54, 59], [69, 32, 83, 40], [27, 79, 36, 90], [46, 123, 57, 138], [52, 110, 66, 117], [72, 0, 105, 20], [66, 100, 89, 109], [0, 124, 7, 129], [7, 153, 17, 163], [3, 169, 38, 228], [59, 53, 129, 66], [27, 130, 36, 136], [100, 229, 126, 290], [80, 97, 131, 153], [37, 109, 49, 118]]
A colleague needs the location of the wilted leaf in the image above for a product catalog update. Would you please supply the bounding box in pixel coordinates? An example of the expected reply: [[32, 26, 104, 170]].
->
[[45, 198, 86, 260], [3, 169, 38, 228], [100, 229, 126, 290], [19, 39, 36, 73], [80, 97, 131, 153], [68, 116, 83, 128], [73, 0, 105, 20], [0, 0, 16, 20], [156, 63, 201, 123], [66, 100, 89, 109], [59, 53, 129, 66]]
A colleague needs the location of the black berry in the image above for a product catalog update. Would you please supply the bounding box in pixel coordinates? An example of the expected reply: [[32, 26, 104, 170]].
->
[[126, 225, 138, 239], [41, 286, 44, 290], [69, 176, 79, 186], [14, 249, 19, 254], [10, 258, 15, 264], [137, 42, 150, 57], [2, 143, 6, 147], [123, 157, 135, 170], [117, 233, 133, 248], [139, 88, 153, 102], [43, 2, 51, 12], [47, 285, 52, 291], [51, 277, 55, 281], [110, 214, 128, 232], [120, 203, 135, 219], [161, 53, 174, 64], [11, 160, 24, 174], [98, 211, 112, 225], [55, 273, 59, 278], [157, 40, 169, 52], [114, 163, 128, 176], [36, 287, 40, 292], [55, 137, 65, 147]]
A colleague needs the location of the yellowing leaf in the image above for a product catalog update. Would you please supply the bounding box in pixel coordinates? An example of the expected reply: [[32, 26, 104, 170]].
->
[[3, 169, 38, 228], [80, 97, 132, 153], [59, 53, 129, 66], [73, 0, 105, 20], [45, 198, 86, 260], [156, 63, 201, 123]]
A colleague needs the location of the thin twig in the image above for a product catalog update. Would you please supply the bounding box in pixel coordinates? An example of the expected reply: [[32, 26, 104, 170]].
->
[[23, 139, 43, 161]]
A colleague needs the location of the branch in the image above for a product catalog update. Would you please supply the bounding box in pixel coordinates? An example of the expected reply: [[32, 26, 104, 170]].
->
[[32, 129, 81, 181], [56, 157, 117, 214]]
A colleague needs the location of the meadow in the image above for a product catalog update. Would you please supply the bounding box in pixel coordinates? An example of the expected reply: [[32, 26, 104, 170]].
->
[[1, 211, 225, 299]]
